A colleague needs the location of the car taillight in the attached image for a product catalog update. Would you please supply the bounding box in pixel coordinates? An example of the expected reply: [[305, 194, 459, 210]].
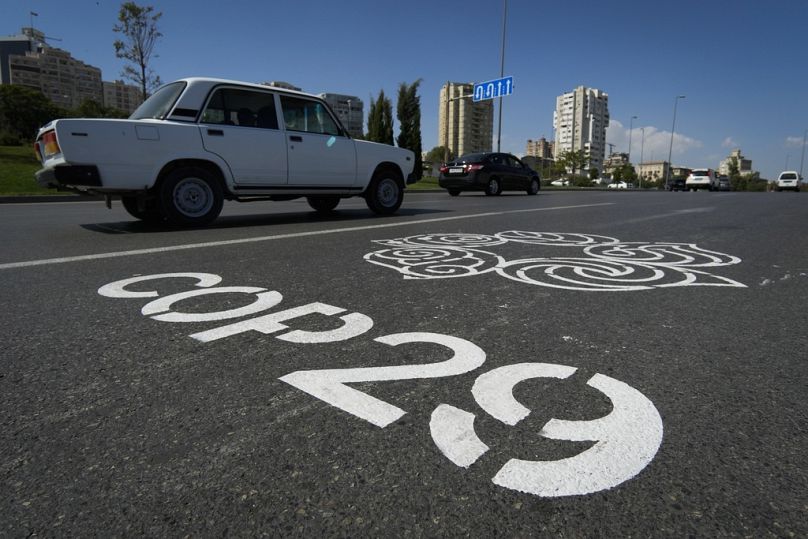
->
[[467, 163, 484, 171], [439, 165, 449, 174], [40, 130, 61, 158], [33, 141, 42, 162]]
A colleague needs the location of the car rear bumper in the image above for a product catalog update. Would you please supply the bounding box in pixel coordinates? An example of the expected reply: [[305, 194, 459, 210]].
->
[[439, 173, 485, 190], [36, 165, 102, 188]]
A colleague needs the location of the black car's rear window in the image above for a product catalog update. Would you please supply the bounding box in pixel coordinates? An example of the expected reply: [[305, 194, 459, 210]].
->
[[455, 153, 487, 164]]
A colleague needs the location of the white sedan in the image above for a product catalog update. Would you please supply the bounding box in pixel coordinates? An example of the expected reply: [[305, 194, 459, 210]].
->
[[34, 78, 416, 226]]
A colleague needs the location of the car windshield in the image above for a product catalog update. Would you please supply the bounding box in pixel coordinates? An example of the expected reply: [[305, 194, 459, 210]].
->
[[780, 173, 797, 180], [455, 153, 487, 164], [129, 82, 186, 120]]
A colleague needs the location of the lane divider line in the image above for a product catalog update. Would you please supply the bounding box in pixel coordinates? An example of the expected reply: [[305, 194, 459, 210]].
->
[[0, 203, 614, 270]]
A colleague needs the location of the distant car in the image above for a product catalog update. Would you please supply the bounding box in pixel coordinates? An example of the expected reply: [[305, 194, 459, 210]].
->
[[608, 181, 628, 189], [775, 171, 801, 192], [550, 179, 570, 187], [591, 177, 610, 186], [438, 152, 540, 196], [717, 176, 732, 191], [34, 77, 415, 226], [666, 178, 686, 191], [686, 168, 719, 191]]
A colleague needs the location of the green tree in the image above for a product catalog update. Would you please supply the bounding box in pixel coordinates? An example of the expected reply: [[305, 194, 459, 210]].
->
[[589, 167, 599, 181], [557, 150, 587, 175], [0, 85, 61, 143], [366, 89, 393, 145], [113, 2, 163, 100], [425, 146, 453, 164], [396, 79, 423, 180], [72, 99, 129, 119]]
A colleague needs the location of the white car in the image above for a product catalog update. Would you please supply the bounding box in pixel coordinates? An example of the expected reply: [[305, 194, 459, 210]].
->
[[550, 179, 569, 187], [34, 78, 416, 226], [608, 181, 628, 189], [685, 168, 718, 191], [775, 171, 801, 192]]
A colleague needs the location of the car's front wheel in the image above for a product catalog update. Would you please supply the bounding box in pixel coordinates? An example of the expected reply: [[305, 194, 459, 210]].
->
[[307, 196, 340, 213], [527, 178, 540, 195], [365, 167, 404, 215], [159, 166, 224, 227]]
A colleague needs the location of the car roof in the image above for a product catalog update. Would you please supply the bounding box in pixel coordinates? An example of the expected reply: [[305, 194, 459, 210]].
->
[[177, 77, 315, 98]]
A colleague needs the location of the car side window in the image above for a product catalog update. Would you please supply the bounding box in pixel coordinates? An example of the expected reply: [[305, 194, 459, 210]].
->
[[280, 96, 341, 136], [490, 154, 503, 166], [201, 88, 279, 130]]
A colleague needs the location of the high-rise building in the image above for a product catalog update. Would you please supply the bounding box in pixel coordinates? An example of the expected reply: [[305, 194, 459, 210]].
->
[[318, 93, 363, 138], [526, 137, 554, 159], [1, 28, 102, 109], [553, 86, 609, 173], [438, 82, 493, 159]]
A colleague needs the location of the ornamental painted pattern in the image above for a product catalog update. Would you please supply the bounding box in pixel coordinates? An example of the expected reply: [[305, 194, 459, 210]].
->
[[364, 231, 745, 292]]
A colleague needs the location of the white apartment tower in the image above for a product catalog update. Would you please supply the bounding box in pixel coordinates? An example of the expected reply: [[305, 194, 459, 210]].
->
[[438, 82, 493, 159], [553, 86, 609, 173]]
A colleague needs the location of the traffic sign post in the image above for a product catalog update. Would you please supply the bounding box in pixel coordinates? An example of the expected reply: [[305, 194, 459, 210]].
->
[[473, 76, 514, 102]]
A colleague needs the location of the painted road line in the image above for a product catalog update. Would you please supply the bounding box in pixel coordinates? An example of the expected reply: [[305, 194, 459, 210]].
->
[[0, 203, 614, 270]]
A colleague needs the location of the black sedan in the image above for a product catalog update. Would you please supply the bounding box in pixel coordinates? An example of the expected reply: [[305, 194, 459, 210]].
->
[[438, 152, 540, 196]]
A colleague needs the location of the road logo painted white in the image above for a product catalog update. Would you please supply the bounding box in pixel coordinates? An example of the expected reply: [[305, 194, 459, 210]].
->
[[98, 272, 665, 498], [365, 231, 746, 291]]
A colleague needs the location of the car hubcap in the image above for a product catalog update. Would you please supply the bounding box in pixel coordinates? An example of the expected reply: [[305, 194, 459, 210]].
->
[[173, 177, 213, 217], [377, 178, 399, 207], [490, 179, 499, 193]]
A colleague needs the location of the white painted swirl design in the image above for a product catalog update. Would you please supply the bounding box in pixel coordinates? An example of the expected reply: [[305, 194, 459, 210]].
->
[[364, 231, 746, 291]]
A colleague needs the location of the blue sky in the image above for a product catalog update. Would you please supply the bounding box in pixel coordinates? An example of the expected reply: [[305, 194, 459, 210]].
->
[[3, 0, 807, 179]]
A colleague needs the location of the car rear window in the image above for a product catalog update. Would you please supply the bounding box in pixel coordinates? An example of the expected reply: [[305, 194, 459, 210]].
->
[[455, 153, 487, 163], [691, 169, 710, 176], [130, 81, 186, 120], [780, 173, 797, 180]]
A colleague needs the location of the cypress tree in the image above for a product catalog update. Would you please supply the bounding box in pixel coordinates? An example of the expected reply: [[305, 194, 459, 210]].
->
[[396, 80, 423, 179]]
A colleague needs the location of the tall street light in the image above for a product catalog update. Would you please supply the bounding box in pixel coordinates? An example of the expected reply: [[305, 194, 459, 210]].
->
[[627, 115, 637, 164], [799, 128, 807, 180], [666, 95, 686, 188], [496, 0, 508, 152], [639, 127, 645, 189]]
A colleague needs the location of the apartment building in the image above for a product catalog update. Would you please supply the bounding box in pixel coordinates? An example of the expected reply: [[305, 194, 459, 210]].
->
[[103, 80, 143, 114], [526, 136, 554, 159], [2, 28, 102, 109], [718, 148, 753, 176], [637, 161, 670, 184], [438, 82, 493, 158], [318, 93, 364, 138], [553, 86, 609, 172]]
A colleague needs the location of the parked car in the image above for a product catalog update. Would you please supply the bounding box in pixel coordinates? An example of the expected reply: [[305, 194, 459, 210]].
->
[[717, 175, 732, 191], [438, 152, 540, 196], [591, 177, 610, 186], [775, 171, 801, 192], [550, 179, 570, 187], [666, 178, 686, 191], [34, 78, 416, 226], [608, 181, 629, 189], [685, 168, 719, 191]]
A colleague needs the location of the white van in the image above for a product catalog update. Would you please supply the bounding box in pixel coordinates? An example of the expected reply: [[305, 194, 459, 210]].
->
[[775, 171, 801, 192], [686, 168, 718, 191]]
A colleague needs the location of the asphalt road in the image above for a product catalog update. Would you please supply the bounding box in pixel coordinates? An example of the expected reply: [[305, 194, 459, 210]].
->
[[1, 190, 807, 536]]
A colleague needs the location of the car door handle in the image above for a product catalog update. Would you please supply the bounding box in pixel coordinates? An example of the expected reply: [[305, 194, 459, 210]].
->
[[207, 129, 224, 136], [289, 135, 303, 142]]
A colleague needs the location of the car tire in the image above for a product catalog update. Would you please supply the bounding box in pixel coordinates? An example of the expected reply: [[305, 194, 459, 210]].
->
[[365, 167, 404, 215], [448, 189, 461, 197], [307, 196, 340, 213], [486, 177, 502, 196], [121, 196, 164, 224], [527, 178, 540, 195], [158, 166, 224, 227]]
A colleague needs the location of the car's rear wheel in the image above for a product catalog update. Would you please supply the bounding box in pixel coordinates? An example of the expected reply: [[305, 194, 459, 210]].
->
[[307, 196, 340, 213], [121, 196, 163, 224], [159, 166, 223, 227], [448, 189, 461, 197], [486, 177, 502, 196], [527, 178, 539, 195], [366, 167, 404, 215]]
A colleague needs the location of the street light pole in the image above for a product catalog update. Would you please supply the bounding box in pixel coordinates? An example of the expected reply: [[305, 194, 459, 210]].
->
[[799, 128, 807, 180], [639, 127, 645, 189], [666, 95, 686, 188], [628, 115, 637, 164], [496, 0, 508, 152]]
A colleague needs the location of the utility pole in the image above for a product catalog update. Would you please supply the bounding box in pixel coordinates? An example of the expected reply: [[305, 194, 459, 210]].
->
[[496, 0, 508, 152]]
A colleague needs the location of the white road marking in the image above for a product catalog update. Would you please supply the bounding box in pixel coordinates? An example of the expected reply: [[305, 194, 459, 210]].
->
[[0, 203, 614, 270]]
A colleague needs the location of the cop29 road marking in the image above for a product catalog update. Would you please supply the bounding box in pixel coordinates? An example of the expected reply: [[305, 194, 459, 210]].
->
[[0, 203, 614, 270]]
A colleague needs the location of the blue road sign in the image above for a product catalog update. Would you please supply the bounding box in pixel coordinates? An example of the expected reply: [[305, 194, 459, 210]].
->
[[473, 76, 514, 102]]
